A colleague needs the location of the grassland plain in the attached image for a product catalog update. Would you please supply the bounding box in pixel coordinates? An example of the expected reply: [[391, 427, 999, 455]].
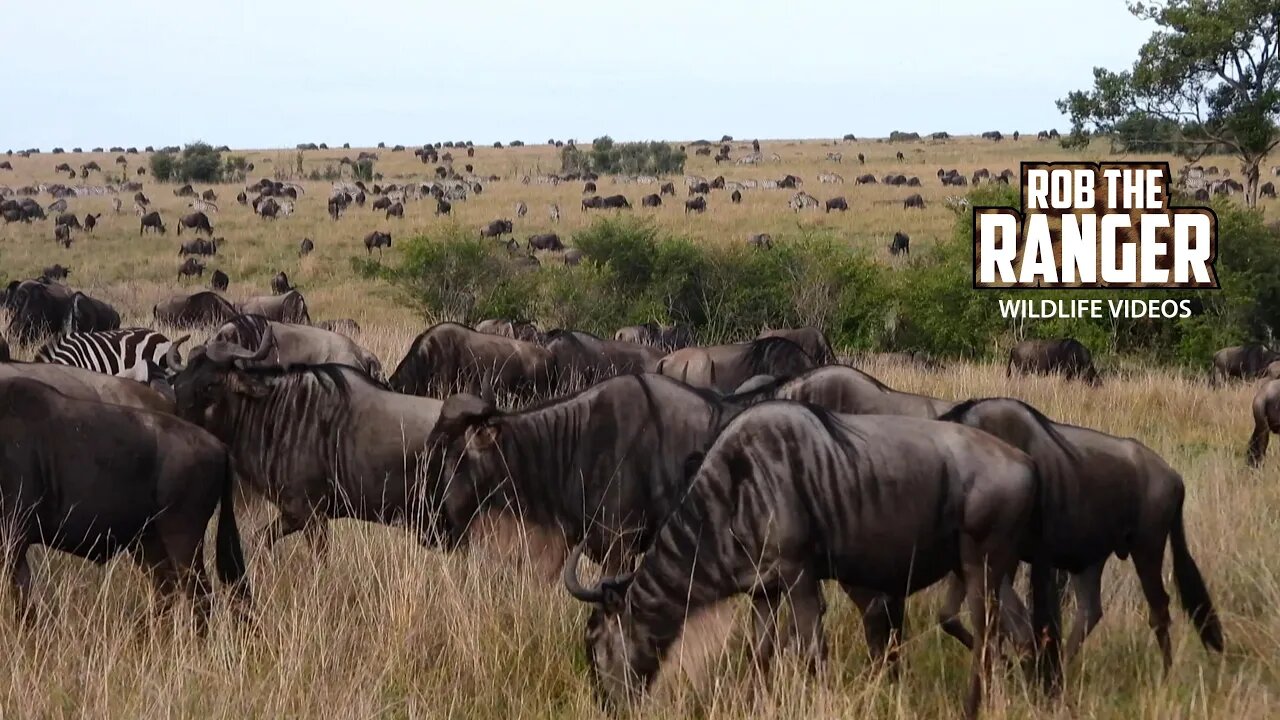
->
[[0, 139, 1278, 719]]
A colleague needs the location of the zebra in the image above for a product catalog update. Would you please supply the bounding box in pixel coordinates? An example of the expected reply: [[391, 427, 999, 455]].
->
[[818, 173, 844, 184], [515, 201, 528, 218], [826, 151, 843, 163], [189, 199, 219, 214], [35, 328, 186, 383], [111, 197, 123, 214], [549, 203, 561, 223]]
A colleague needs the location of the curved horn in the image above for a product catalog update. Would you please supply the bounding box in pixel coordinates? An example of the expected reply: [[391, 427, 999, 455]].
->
[[205, 323, 275, 365], [481, 381, 496, 407], [562, 543, 604, 604], [166, 334, 190, 372]]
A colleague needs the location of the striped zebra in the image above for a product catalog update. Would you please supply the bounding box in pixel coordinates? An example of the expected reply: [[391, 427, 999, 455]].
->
[[35, 328, 185, 382]]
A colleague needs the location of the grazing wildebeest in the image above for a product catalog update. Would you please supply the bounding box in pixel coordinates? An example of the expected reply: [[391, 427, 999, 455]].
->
[[176, 256, 206, 280], [1246, 379, 1280, 465], [0, 377, 249, 626], [426, 375, 741, 571], [730, 364, 955, 418], [174, 184, 196, 198], [154, 292, 239, 328], [641, 193, 662, 208], [83, 213, 100, 232], [210, 314, 381, 378], [139, 211, 166, 235], [372, 196, 392, 212], [4, 280, 119, 341], [299, 237, 315, 256], [656, 337, 816, 393], [747, 232, 773, 249], [601, 194, 631, 209], [582, 195, 603, 211], [134, 191, 150, 207], [1210, 344, 1280, 384], [903, 193, 926, 209], [1008, 338, 1101, 385], [941, 398, 1224, 670], [256, 198, 282, 219], [896, 150, 905, 161], [480, 219, 514, 239], [889, 231, 910, 255], [563, 248, 583, 266], [1262, 182, 1277, 199], [270, 271, 293, 295], [211, 270, 229, 292], [475, 318, 542, 343], [168, 336, 444, 556], [689, 182, 710, 195], [364, 231, 392, 255], [436, 199, 452, 215], [583, 182, 597, 194], [236, 191, 248, 205], [684, 196, 706, 213], [527, 233, 564, 251], [241, 289, 311, 325], [55, 212, 82, 230], [54, 224, 73, 247], [41, 264, 71, 282], [202, 189, 217, 202], [385, 201, 404, 219], [824, 196, 849, 213], [857, 152, 866, 164], [565, 401, 1052, 719], [179, 237, 219, 256], [660, 181, 676, 196], [177, 211, 213, 236], [543, 330, 664, 388], [388, 322, 555, 399], [731, 189, 742, 203], [757, 327, 835, 365]]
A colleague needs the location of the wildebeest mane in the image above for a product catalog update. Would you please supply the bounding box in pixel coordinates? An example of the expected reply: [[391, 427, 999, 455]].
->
[[940, 397, 1082, 464]]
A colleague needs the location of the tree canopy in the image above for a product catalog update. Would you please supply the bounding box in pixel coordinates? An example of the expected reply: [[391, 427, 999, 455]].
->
[[1058, 0, 1280, 206]]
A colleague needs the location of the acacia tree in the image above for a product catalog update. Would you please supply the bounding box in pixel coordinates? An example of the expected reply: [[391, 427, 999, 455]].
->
[[1058, 1, 1280, 207]]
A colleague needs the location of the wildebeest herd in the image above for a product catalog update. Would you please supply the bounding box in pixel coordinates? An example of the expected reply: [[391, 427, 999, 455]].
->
[[0, 275, 1242, 717]]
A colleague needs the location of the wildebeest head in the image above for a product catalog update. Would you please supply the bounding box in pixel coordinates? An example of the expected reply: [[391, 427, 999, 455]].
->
[[563, 542, 645, 704], [169, 324, 276, 425]]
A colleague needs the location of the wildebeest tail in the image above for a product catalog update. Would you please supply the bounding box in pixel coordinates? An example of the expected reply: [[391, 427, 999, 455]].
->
[[215, 459, 250, 598], [1169, 500, 1223, 652]]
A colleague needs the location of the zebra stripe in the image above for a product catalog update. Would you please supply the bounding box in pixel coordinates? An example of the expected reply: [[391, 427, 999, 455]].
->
[[36, 329, 174, 378]]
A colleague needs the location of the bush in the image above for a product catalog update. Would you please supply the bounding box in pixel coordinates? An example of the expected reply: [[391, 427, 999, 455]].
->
[[560, 136, 685, 175], [151, 142, 223, 183], [149, 152, 177, 182]]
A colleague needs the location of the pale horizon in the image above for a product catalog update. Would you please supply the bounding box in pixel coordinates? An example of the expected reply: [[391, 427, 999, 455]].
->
[[2, 1, 1153, 150]]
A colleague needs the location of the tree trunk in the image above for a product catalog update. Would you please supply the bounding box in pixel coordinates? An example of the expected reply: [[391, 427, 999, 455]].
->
[[1243, 155, 1262, 208]]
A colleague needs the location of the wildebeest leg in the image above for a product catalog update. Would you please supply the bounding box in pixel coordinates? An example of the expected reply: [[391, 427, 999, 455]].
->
[[6, 542, 33, 625], [963, 544, 1014, 720], [133, 534, 181, 623], [748, 590, 783, 675], [788, 573, 827, 674], [256, 512, 307, 551], [1246, 419, 1271, 467], [937, 572, 975, 649], [1065, 563, 1105, 659], [1132, 544, 1174, 673], [841, 584, 905, 676]]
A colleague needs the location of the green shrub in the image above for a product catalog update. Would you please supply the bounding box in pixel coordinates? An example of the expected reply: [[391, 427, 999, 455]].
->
[[149, 152, 176, 182], [561, 136, 685, 175]]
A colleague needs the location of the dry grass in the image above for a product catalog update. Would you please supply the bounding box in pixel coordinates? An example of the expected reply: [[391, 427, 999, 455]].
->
[[1, 139, 1278, 719]]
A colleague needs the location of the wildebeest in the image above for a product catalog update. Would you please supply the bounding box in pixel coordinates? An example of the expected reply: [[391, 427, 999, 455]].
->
[[581, 195, 603, 211], [55, 212, 82, 230], [527, 232, 563, 251], [139, 211, 166, 235], [269, 272, 293, 295], [730, 189, 742, 203], [388, 322, 555, 399], [1007, 338, 1101, 385], [583, 182, 597, 194], [154, 291, 239, 328], [543, 329, 664, 387], [83, 213, 100, 232], [903, 193, 926, 209], [480, 219, 514, 239], [178, 258, 206, 280], [4, 280, 119, 341], [177, 211, 213, 236], [211, 270, 229, 292], [1210, 344, 1280, 384], [613, 323, 693, 351], [732, 364, 954, 418], [824, 196, 849, 213], [168, 337, 443, 555], [371, 196, 392, 212], [0, 377, 249, 626], [889, 231, 910, 255], [426, 374, 738, 570], [241, 289, 310, 324], [941, 398, 1223, 670], [436, 199, 452, 215], [660, 182, 676, 196], [563, 248, 583, 266], [564, 401, 1052, 718], [385, 201, 404, 219], [1247, 379, 1280, 465], [684, 196, 706, 213], [641, 193, 662, 208], [54, 224, 73, 247], [364, 231, 392, 255], [179, 237, 219, 256], [747, 233, 773, 249], [42, 264, 72, 282], [600, 194, 631, 209], [757, 327, 835, 365], [299, 237, 315, 256], [656, 337, 816, 393], [210, 314, 381, 378], [475, 318, 542, 343]]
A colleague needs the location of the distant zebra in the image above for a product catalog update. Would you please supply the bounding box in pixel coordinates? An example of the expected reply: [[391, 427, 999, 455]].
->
[[826, 151, 843, 163], [549, 203, 561, 223], [515, 201, 528, 218], [35, 328, 185, 382]]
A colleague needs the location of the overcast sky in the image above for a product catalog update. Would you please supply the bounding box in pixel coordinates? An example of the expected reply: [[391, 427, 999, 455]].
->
[[1, 1, 1153, 149]]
